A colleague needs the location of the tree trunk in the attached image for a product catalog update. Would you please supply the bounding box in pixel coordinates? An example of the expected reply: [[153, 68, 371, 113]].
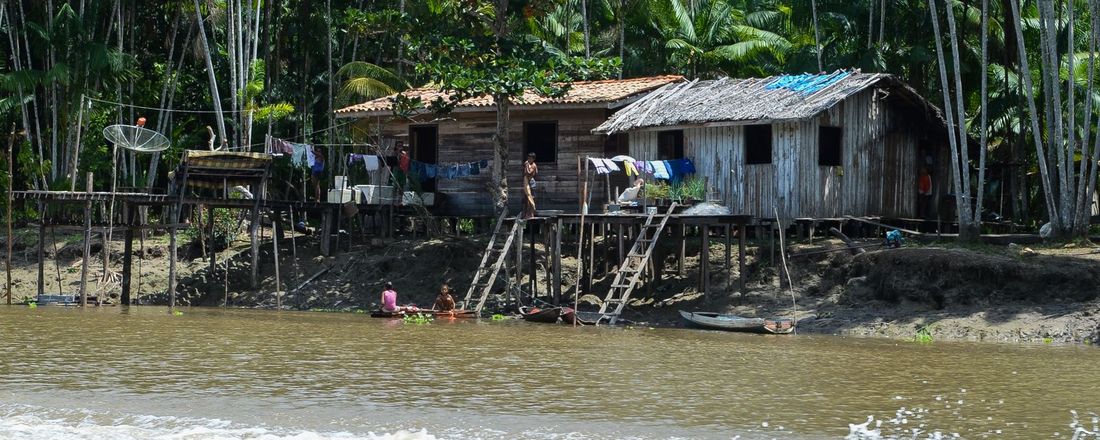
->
[[193, 0, 229, 148], [812, 0, 822, 71], [582, 0, 591, 58], [1007, 0, 1058, 231], [927, 0, 972, 241], [974, 0, 988, 225]]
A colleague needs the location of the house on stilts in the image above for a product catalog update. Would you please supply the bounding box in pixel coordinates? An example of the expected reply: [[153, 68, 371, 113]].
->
[[333, 75, 684, 216], [593, 70, 954, 221]]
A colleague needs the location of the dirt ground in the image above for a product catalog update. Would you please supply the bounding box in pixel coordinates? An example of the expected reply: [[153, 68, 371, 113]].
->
[[4, 225, 1099, 345]]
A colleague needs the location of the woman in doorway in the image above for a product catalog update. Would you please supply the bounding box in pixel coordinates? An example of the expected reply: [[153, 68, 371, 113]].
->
[[522, 152, 538, 219]]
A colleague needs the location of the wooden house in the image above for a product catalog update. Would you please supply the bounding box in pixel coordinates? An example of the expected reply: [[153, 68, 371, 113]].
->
[[334, 75, 683, 216], [593, 71, 953, 220]]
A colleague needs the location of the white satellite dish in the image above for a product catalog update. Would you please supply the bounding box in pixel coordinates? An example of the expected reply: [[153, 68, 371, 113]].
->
[[103, 124, 170, 153]]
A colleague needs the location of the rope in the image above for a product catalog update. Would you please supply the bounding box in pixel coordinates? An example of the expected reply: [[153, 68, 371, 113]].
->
[[774, 208, 799, 330]]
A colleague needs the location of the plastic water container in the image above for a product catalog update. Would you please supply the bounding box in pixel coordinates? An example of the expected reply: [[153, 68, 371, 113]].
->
[[334, 175, 348, 190], [646, 207, 658, 215]]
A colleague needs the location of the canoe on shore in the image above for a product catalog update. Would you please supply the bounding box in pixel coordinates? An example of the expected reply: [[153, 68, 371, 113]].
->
[[520, 307, 562, 323], [679, 311, 795, 334], [560, 308, 604, 325], [370, 309, 478, 319]]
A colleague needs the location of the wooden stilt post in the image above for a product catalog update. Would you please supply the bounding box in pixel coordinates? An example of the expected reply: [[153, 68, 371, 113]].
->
[[617, 224, 624, 269], [553, 217, 562, 305], [78, 174, 93, 307], [272, 210, 282, 310], [37, 201, 45, 302], [724, 224, 732, 292], [207, 206, 216, 276], [529, 221, 536, 296], [677, 223, 686, 276], [701, 225, 709, 298], [320, 207, 332, 256], [738, 223, 746, 294], [515, 219, 524, 289], [121, 204, 134, 305], [249, 204, 260, 289], [4, 125, 13, 305], [586, 222, 594, 292], [168, 205, 178, 310]]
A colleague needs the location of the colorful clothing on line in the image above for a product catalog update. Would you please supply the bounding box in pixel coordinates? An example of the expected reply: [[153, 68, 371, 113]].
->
[[589, 157, 611, 174]]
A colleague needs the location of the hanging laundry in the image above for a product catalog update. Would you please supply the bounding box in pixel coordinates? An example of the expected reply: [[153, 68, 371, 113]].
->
[[601, 159, 620, 172], [304, 145, 317, 168], [665, 158, 695, 182], [620, 161, 638, 177], [650, 160, 670, 179], [589, 157, 611, 174], [470, 161, 481, 176], [289, 142, 313, 168], [364, 155, 380, 171]]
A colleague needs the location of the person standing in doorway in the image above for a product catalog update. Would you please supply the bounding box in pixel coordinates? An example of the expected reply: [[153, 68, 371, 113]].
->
[[918, 167, 933, 219], [522, 152, 538, 219]]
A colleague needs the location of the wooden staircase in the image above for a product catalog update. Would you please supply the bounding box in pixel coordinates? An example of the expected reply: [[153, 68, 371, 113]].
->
[[461, 211, 522, 314], [597, 203, 678, 324]]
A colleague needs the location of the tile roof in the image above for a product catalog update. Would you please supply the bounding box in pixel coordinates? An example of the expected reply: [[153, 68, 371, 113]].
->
[[594, 70, 945, 134], [334, 75, 684, 117]]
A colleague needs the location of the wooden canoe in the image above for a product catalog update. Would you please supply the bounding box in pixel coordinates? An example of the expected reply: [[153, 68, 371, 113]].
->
[[370, 309, 478, 319], [679, 311, 795, 334], [560, 308, 604, 325], [520, 307, 562, 323]]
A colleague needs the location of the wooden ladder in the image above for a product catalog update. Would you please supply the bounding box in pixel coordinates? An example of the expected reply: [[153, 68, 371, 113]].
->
[[597, 203, 678, 324], [460, 211, 522, 314]]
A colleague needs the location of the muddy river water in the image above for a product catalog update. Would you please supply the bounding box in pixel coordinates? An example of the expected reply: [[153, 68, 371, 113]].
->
[[0, 306, 1097, 439]]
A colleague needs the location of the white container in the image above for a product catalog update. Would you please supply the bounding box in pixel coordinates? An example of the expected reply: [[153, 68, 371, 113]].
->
[[646, 207, 658, 215], [334, 175, 348, 190], [355, 185, 394, 204], [327, 189, 354, 204]]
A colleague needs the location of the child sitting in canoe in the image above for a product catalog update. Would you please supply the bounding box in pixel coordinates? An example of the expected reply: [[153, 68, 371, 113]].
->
[[380, 282, 418, 313], [433, 283, 456, 312]]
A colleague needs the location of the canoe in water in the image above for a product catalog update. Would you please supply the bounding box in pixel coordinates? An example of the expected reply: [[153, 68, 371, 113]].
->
[[679, 311, 795, 334], [560, 308, 604, 325], [370, 309, 478, 319], [520, 307, 562, 323]]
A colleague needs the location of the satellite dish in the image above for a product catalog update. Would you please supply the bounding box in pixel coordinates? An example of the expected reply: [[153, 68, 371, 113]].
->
[[103, 124, 170, 153]]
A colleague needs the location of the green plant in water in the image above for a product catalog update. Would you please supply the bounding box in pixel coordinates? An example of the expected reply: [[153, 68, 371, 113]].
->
[[27, 302, 36, 309], [402, 313, 432, 324], [173, 310, 183, 316], [490, 313, 506, 321], [1042, 337, 1054, 344], [914, 325, 934, 343]]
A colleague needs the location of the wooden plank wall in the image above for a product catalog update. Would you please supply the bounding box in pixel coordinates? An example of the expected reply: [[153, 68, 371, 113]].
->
[[377, 108, 610, 215], [627, 88, 928, 219]]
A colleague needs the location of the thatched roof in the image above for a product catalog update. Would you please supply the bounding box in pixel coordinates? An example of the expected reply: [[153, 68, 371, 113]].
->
[[593, 70, 944, 134], [334, 75, 684, 118]]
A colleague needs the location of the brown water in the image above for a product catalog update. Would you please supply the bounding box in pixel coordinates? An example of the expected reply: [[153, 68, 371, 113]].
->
[[0, 306, 1097, 439]]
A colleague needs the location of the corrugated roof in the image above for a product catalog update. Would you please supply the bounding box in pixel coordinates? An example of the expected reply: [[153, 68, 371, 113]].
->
[[593, 70, 943, 134], [334, 75, 684, 117]]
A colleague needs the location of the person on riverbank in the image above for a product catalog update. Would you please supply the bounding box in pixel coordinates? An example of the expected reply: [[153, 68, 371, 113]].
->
[[433, 283, 456, 312], [522, 152, 538, 219], [918, 167, 933, 219]]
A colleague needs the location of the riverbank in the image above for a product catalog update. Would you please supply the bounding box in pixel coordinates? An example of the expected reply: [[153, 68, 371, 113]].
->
[[4, 226, 1099, 345]]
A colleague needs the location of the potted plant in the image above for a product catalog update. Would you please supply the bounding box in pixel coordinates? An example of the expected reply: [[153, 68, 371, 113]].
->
[[646, 181, 670, 205], [680, 177, 706, 205]]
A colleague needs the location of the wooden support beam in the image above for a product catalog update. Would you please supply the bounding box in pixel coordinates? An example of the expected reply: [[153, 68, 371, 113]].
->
[[168, 205, 178, 310], [738, 224, 746, 294], [272, 211, 282, 310], [78, 174, 92, 307], [515, 220, 524, 289], [207, 206, 216, 277], [553, 218, 562, 305], [38, 201, 46, 301], [249, 205, 260, 289], [529, 222, 536, 296], [677, 224, 686, 276], [586, 222, 594, 292], [617, 224, 624, 269], [320, 207, 332, 256], [725, 224, 731, 292], [121, 204, 134, 305], [701, 225, 709, 298]]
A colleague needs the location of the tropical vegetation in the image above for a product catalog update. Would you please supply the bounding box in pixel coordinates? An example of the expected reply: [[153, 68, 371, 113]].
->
[[1, 0, 1098, 238]]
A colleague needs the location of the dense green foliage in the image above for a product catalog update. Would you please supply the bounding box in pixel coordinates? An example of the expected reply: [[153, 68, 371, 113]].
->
[[1, 0, 1098, 229]]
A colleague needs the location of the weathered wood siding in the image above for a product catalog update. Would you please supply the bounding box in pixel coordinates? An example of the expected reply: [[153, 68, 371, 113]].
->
[[629, 88, 931, 219], [376, 108, 608, 215]]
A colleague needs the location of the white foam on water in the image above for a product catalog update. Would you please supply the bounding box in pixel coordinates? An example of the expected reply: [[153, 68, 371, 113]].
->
[[0, 403, 436, 440]]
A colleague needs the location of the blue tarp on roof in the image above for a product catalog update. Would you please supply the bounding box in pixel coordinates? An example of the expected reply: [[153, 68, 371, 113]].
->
[[765, 71, 852, 95]]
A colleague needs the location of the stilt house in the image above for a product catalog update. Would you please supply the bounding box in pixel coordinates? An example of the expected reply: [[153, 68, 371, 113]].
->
[[594, 71, 952, 220], [334, 75, 684, 216]]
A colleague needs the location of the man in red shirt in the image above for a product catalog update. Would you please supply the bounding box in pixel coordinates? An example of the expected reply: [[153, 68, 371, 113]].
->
[[918, 167, 933, 219]]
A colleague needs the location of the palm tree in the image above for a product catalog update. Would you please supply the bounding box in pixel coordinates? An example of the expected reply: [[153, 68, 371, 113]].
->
[[644, 0, 791, 78], [335, 61, 408, 105]]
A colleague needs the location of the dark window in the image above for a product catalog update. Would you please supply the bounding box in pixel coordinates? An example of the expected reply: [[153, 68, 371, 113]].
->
[[604, 133, 629, 157], [524, 121, 557, 163], [657, 130, 684, 159], [818, 126, 842, 166], [744, 124, 772, 165]]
